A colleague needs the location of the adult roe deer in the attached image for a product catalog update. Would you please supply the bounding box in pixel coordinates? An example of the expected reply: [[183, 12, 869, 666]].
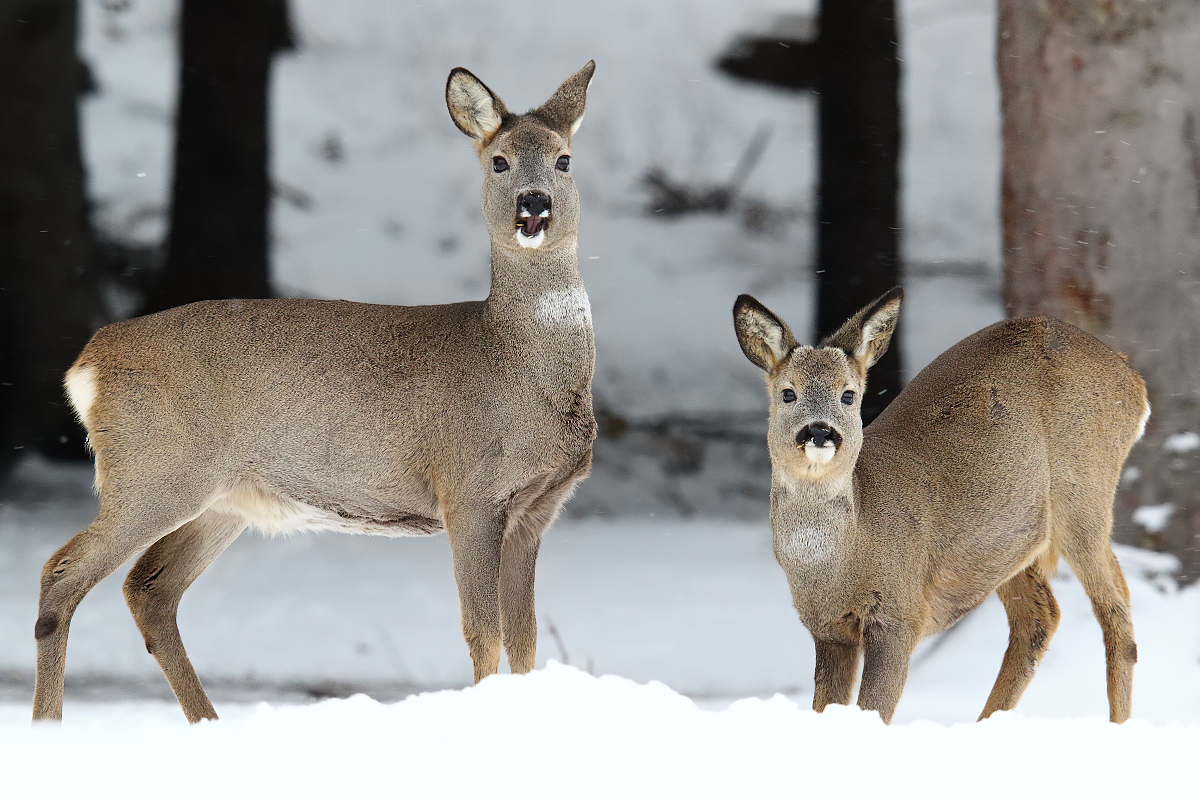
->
[[733, 289, 1147, 723], [33, 62, 598, 723]]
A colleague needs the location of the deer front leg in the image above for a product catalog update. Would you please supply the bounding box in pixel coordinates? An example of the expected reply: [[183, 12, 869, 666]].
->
[[813, 639, 860, 711], [499, 469, 585, 675], [446, 508, 504, 683], [857, 622, 919, 724], [499, 532, 540, 674]]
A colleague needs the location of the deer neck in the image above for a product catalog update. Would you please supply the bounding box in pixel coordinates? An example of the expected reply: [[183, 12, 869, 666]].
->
[[486, 240, 589, 323], [484, 239, 594, 396], [770, 469, 857, 568]]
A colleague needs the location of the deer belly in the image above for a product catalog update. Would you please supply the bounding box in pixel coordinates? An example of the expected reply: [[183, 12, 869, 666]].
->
[[211, 481, 444, 537]]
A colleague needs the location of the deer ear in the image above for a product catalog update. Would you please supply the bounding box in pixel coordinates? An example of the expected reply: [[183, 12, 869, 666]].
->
[[822, 288, 904, 370], [534, 61, 595, 138], [734, 295, 797, 373], [446, 68, 508, 142]]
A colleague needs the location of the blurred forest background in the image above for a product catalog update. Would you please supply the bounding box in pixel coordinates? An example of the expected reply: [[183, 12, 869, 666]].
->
[[0, 0, 1197, 574]]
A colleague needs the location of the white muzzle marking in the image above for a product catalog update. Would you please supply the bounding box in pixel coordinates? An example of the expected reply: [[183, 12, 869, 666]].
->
[[803, 442, 836, 464], [535, 287, 592, 328], [516, 229, 545, 249]]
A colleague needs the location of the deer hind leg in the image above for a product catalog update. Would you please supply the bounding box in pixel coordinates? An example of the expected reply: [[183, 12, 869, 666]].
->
[[812, 639, 860, 711], [1058, 504, 1136, 723], [979, 560, 1060, 720], [33, 485, 213, 721], [123, 509, 245, 723]]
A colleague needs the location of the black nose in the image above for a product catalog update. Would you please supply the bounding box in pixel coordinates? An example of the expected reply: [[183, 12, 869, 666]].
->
[[518, 191, 551, 218], [797, 422, 842, 448]]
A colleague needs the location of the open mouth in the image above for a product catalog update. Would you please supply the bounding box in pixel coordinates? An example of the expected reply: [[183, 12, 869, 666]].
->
[[515, 210, 550, 248]]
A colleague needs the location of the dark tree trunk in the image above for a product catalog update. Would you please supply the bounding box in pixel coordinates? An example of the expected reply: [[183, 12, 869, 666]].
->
[[147, 0, 292, 312], [814, 0, 902, 423], [998, 1, 1200, 577], [718, 4, 902, 423], [0, 0, 104, 469]]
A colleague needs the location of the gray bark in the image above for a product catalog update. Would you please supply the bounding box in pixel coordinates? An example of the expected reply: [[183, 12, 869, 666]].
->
[[998, 1, 1200, 576]]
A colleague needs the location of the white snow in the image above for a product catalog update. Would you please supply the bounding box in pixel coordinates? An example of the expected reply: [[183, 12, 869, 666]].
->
[[2, 663, 1198, 799], [1164, 431, 1200, 453], [1133, 503, 1175, 533]]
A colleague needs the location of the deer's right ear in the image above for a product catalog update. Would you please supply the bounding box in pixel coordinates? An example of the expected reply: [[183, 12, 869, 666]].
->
[[822, 287, 904, 370], [734, 295, 797, 373], [535, 60, 595, 138], [446, 68, 508, 142]]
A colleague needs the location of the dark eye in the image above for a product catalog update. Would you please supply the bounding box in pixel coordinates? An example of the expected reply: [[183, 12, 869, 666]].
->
[[782, 388, 796, 403], [492, 156, 509, 173], [556, 155, 571, 172], [841, 390, 855, 405]]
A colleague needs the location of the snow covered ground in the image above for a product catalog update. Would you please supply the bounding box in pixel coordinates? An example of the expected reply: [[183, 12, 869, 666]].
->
[[2, 462, 1200, 796], [4, 666, 1198, 799]]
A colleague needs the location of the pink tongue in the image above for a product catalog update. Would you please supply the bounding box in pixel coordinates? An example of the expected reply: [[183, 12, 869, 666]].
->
[[523, 216, 544, 235]]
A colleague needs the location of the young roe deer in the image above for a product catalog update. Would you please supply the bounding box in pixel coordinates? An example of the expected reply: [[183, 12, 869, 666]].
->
[[33, 62, 598, 723], [733, 289, 1148, 723]]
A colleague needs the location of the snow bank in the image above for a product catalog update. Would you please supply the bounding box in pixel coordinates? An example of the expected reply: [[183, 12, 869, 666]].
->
[[2, 663, 1194, 799]]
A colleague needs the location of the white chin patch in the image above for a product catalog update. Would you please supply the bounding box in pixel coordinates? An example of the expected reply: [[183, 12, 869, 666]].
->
[[803, 442, 836, 464], [515, 229, 545, 249]]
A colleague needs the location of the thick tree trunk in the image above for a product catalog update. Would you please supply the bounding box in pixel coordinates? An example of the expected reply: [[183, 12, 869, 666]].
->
[[0, 0, 103, 468], [998, 1, 1200, 576], [815, 0, 902, 423], [147, 0, 291, 312]]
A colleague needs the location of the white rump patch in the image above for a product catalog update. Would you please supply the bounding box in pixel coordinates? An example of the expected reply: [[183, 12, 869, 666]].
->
[[1136, 401, 1151, 442], [516, 229, 546, 249], [1164, 431, 1199, 454], [1133, 503, 1175, 533], [64, 364, 98, 428], [777, 524, 834, 565], [535, 287, 592, 328], [803, 442, 836, 464]]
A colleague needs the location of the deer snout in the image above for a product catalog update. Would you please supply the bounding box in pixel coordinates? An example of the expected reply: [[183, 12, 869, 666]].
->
[[519, 191, 551, 218], [796, 422, 842, 463], [515, 191, 552, 248]]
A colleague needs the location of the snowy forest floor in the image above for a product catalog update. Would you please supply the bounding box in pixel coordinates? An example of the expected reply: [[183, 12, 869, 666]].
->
[[1, 460, 1199, 796]]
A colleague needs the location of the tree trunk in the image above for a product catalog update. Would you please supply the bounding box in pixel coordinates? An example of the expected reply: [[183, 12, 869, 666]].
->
[[815, 0, 902, 424], [0, 0, 104, 468], [147, 0, 291, 312], [998, 1, 1200, 576]]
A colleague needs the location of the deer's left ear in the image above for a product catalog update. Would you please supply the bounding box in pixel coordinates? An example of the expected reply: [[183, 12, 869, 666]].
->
[[534, 61, 595, 138], [446, 67, 508, 142], [734, 294, 798, 373], [822, 288, 904, 370]]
